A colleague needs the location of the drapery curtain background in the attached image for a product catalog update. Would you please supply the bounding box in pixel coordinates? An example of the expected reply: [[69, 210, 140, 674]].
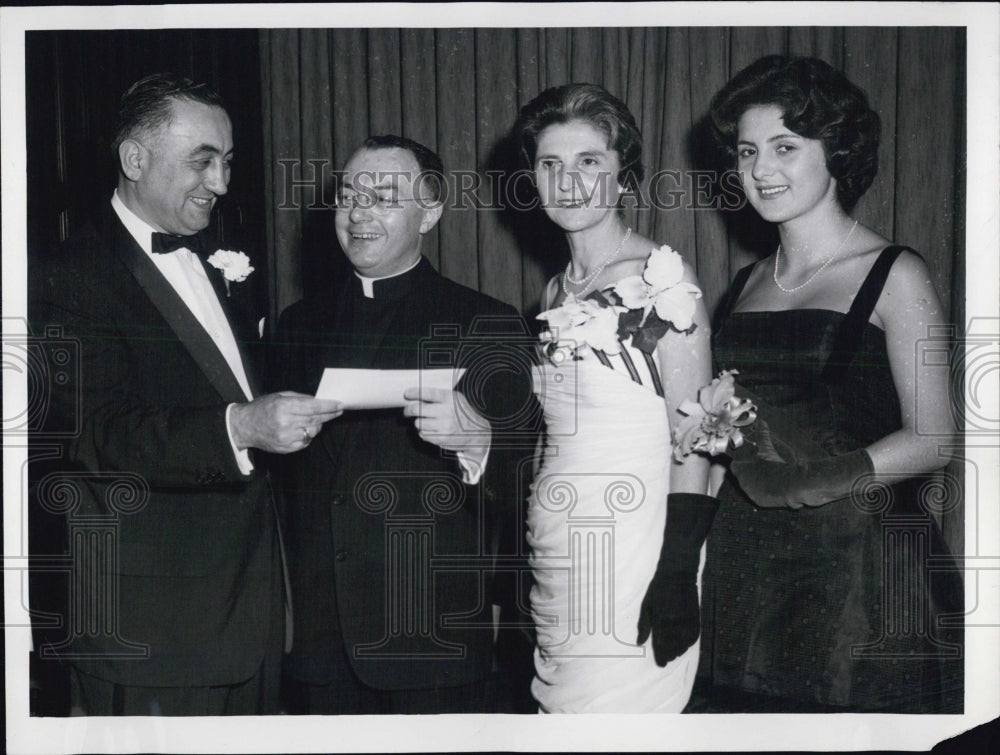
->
[[24, 25, 966, 559], [259, 27, 965, 330]]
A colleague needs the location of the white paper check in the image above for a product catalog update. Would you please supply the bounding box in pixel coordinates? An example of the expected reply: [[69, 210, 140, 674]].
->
[[315, 367, 466, 409]]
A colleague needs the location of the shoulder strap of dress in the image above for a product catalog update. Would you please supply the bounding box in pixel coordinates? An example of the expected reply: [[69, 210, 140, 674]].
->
[[821, 245, 911, 383], [712, 263, 755, 334]]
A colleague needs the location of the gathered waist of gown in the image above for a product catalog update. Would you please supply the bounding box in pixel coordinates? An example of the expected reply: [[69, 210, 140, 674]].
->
[[529, 352, 670, 565]]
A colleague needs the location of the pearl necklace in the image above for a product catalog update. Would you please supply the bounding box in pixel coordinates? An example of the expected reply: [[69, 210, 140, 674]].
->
[[773, 220, 858, 293], [562, 227, 632, 296]]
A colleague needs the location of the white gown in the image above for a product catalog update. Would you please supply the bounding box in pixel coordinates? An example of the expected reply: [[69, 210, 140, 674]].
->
[[527, 339, 699, 713]]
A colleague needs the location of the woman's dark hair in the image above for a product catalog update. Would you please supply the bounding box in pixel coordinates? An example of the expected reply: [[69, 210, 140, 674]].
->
[[112, 73, 226, 158], [709, 56, 880, 211], [515, 83, 644, 192]]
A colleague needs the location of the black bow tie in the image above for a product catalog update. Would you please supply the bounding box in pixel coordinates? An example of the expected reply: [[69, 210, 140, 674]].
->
[[151, 232, 205, 255]]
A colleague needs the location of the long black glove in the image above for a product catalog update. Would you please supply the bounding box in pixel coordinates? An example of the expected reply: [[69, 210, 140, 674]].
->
[[636, 492, 718, 666], [730, 420, 874, 510]]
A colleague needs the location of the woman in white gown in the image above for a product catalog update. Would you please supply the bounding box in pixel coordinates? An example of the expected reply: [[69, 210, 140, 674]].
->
[[514, 84, 716, 713]]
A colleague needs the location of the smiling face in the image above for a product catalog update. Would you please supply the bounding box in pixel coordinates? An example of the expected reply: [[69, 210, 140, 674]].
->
[[736, 104, 838, 225], [335, 147, 441, 278], [533, 119, 623, 233], [120, 98, 233, 235]]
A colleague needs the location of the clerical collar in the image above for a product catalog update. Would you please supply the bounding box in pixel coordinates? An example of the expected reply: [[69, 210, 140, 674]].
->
[[353, 257, 424, 299]]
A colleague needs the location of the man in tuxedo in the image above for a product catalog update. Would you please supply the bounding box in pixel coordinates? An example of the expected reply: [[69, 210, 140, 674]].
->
[[273, 135, 536, 714], [29, 73, 342, 716]]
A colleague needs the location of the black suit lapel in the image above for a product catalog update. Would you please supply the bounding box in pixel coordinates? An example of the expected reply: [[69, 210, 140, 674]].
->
[[195, 252, 264, 396], [110, 219, 249, 404]]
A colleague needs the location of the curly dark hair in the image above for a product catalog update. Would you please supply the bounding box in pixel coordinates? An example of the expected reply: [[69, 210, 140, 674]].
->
[[709, 56, 880, 211], [112, 73, 225, 158], [515, 83, 644, 192]]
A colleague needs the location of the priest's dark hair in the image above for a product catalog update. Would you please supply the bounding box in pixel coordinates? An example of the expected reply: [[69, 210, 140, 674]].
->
[[363, 134, 446, 202]]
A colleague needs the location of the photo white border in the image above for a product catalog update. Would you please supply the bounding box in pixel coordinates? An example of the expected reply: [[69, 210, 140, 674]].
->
[[3, 3, 998, 752]]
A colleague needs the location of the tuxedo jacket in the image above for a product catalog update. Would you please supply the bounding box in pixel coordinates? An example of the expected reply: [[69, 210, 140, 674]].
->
[[28, 207, 281, 688], [273, 258, 536, 692]]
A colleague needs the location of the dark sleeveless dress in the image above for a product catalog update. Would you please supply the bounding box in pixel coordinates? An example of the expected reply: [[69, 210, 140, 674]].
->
[[696, 246, 963, 713]]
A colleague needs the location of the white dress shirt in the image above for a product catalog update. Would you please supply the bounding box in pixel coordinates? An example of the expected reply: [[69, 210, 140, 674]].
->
[[111, 192, 254, 474]]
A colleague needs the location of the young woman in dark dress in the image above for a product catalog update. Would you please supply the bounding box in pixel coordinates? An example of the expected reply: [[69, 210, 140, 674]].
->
[[695, 56, 963, 713]]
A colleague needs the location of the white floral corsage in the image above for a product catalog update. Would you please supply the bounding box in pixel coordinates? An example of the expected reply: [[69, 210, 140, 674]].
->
[[537, 292, 625, 365], [206, 249, 255, 295], [537, 244, 704, 365], [207, 249, 255, 282], [673, 370, 757, 461], [612, 244, 703, 353]]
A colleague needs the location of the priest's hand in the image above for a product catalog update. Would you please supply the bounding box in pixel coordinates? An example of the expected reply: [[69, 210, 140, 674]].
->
[[403, 387, 491, 454]]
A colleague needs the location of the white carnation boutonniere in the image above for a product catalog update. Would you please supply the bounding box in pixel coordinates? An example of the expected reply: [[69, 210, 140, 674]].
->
[[206, 249, 255, 296], [672, 370, 757, 461], [611, 244, 703, 353], [537, 291, 625, 366]]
